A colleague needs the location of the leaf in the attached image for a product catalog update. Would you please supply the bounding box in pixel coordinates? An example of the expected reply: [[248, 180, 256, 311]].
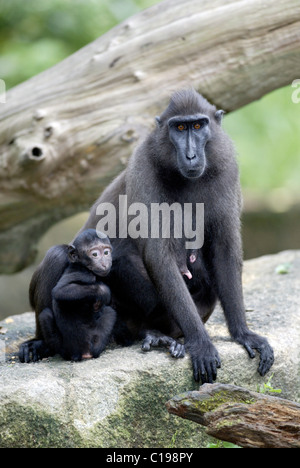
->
[[4, 317, 14, 324], [275, 263, 292, 275]]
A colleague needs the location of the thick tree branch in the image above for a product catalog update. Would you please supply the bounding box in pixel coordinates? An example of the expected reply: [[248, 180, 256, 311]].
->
[[1, 0, 300, 272], [166, 383, 300, 448]]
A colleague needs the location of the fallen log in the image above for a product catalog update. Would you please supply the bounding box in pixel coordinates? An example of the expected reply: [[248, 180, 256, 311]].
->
[[1, 0, 300, 273], [166, 383, 300, 448]]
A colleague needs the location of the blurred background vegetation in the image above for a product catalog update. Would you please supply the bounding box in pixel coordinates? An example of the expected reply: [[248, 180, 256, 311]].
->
[[0, 0, 299, 318]]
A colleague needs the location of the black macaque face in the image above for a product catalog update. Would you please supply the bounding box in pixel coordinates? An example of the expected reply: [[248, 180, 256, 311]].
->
[[168, 113, 211, 179], [68, 229, 112, 277]]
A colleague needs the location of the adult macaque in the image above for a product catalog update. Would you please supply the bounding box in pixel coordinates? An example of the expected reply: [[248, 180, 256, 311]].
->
[[83, 89, 274, 383]]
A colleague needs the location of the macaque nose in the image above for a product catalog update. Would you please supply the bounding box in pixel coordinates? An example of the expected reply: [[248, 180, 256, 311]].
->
[[186, 152, 196, 160], [101, 261, 111, 271]]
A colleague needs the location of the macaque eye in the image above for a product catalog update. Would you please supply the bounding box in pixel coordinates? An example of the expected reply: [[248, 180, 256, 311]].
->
[[194, 122, 201, 130], [104, 249, 110, 256], [177, 124, 185, 131], [91, 251, 98, 257]]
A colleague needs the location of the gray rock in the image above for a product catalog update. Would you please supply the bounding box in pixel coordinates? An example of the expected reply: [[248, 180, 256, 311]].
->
[[0, 251, 299, 448]]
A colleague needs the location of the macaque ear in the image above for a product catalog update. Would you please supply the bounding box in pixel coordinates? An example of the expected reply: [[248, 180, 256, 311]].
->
[[215, 109, 225, 125], [155, 116, 162, 128], [67, 244, 78, 263]]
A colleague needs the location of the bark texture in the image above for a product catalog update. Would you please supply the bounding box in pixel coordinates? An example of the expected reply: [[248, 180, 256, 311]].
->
[[166, 383, 300, 448], [1, 0, 300, 272]]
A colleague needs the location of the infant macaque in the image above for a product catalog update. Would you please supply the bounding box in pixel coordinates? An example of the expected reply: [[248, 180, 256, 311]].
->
[[38, 229, 116, 362]]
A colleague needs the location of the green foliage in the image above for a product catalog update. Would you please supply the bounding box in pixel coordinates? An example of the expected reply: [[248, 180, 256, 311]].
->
[[168, 430, 179, 448], [207, 440, 241, 448], [0, 0, 160, 88], [275, 263, 292, 275], [224, 87, 300, 195], [256, 374, 282, 394]]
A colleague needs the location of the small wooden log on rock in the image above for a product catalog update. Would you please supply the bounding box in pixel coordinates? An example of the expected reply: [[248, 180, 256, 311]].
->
[[166, 383, 300, 448]]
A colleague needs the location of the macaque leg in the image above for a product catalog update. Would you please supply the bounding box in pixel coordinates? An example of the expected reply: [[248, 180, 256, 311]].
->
[[141, 330, 185, 358], [39, 307, 62, 355], [89, 306, 117, 358]]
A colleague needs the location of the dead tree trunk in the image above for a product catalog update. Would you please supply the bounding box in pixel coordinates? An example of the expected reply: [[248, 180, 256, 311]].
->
[[1, 0, 300, 273], [166, 383, 300, 448]]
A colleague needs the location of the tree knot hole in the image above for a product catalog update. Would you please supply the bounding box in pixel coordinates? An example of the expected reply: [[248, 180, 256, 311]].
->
[[30, 146, 45, 161]]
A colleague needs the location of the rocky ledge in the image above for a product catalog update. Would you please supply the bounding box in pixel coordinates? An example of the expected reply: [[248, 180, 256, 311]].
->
[[0, 251, 299, 448]]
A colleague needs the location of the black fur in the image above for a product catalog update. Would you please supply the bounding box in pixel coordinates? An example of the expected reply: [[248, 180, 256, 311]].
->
[[20, 89, 274, 382], [19, 230, 116, 362], [84, 89, 274, 382]]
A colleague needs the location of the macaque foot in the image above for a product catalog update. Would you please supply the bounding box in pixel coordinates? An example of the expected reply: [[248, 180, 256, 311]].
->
[[141, 331, 185, 358], [19, 339, 50, 363], [82, 353, 93, 359], [186, 338, 221, 384], [235, 330, 274, 376], [169, 339, 186, 358]]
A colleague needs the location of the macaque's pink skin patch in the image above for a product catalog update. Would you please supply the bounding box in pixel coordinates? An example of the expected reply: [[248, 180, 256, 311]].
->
[[82, 353, 93, 359], [190, 253, 197, 264], [182, 269, 192, 280]]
